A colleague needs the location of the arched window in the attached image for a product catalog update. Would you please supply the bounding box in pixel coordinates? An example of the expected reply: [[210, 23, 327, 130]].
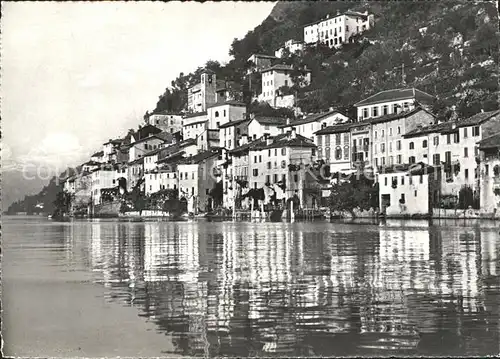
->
[[215, 111, 219, 118], [335, 147, 342, 160], [409, 142, 414, 150]]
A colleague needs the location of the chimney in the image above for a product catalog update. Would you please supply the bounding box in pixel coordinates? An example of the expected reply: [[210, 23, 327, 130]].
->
[[329, 106, 334, 112]]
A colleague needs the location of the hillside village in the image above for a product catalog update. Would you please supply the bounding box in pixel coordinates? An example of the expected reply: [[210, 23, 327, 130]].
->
[[9, 4, 500, 219]]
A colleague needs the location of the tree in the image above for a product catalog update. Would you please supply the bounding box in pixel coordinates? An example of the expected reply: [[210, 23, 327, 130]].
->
[[328, 176, 378, 215]]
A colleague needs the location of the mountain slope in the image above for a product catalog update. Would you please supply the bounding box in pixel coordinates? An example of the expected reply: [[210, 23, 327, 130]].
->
[[154, 1, 499, 120]]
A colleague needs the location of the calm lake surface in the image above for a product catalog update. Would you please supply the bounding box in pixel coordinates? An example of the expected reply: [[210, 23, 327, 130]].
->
[[2, 216, 500, 357]]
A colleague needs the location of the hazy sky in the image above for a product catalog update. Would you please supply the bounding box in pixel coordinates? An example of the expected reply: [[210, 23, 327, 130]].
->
[[1, 1, 275, 172]]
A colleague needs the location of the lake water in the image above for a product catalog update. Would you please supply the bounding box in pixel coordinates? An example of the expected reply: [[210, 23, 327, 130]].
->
[[2, 216, 500, 357]]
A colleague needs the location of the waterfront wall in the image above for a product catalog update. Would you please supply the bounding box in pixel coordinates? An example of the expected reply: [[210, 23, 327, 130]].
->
[[121, 210, 171, 217], [93, 201, 121, 218]]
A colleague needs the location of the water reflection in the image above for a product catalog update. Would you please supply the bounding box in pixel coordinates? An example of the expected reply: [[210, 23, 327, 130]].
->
[[78, 219, 500, 357]]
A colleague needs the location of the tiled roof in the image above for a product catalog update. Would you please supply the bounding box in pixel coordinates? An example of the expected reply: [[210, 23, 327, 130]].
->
[[229, 137, 267, 155], [354, 88, 436, 107], [103, 138, 122, 145], [129, 134, 168, 146], [156, 131, 174, 142], [259, 136, 316, 150], [128, 157, 144, 165], [403, 122, 454, 138], [183, 111, 207, 119], [368, 107, 435, 125], [91, 150, 104, 157], [457, 110, 499, 127], [206, 100, 246, 109], [178, 150, 219, 165], [83, 160, 101, 166], [150, 110, 183, 116], [249, 53, 277, 60], [261, 64, 311, 73], [184, 119, 207, 127], [252, 116, 287, 126], [218, 118, 250, 129], [135, 124, 162, 140], [314, 122, 353, 135], [380, 162, 437, 175], [279, 110, 347, 128], [478, 132, 500, 149]]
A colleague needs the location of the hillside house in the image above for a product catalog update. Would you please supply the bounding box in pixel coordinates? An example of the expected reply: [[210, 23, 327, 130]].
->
[[177, 150, 220, 214], [478, 132, 500, 214], [304, 11, 374, 48], [403, 109, 500, 196], [275, 39, 305, 58], [145, 166, 178, 195], [314, 122, 353, 173], [378, 163, 440, 217], [206, 100, 247, 129], [259, 64, 311, 107], [127, 135, 168, 162], [219, 118, 250, 151], [247, 116, 287, 141], [370, 107, 436, 170], [146, 111, 184, 134], [182, 111, 208, 141], [354, 87, 436, 121], [197, 129, 220, 152], [280, 109, 350, 140], [247, 54, 277, 74]]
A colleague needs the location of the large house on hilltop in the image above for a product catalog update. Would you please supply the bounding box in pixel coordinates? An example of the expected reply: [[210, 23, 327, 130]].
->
[[146, 110, 184, 134], [304, 10, 374, 48]]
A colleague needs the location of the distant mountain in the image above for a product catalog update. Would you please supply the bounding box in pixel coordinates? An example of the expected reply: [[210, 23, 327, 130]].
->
[[2, 170, 49, 212], [154, 1, 499, 120]]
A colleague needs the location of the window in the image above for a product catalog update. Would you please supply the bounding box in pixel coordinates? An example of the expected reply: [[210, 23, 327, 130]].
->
[[375, 158, 379, 167], [335, 133, 341, 145], [259, 155, 262, 162], [447, 134, 451, 144], [403, 102, 409, 111], [381, 130, 385, 138], [401, 176, 405, 185], [419, 175, 423, 184], [389, 128, 393, 136], [215, 111, 219, 117], [409, 142, 414, 150], [409, 176, 413, 185], [464, 147, 468, 157], [281, 148, 286, 156], [473, 126, 480, 136], [144, 144, 148, 150], [254, 156, 257, 163], [389, 142, 393, 152], [465, 169, 469, 180], [267, 162, 271, 169], [266, 175, 270, 184], [397, 155, 402, 164], [274, 148, 278, 156], [433, 136, 439, 146], [294, 174, 298, 182], [392, 104, 398, 113], [409, 156, 416, 164], [372, 106, 378, 117], [445, 151, 451, 164], [273, 174, 278, 183], [383, 105, 389, 115], [344, 133, 349, 143], [396, 140, 401, 151], [223, 110, 226, 116], [463, 128, 468, 138], [374, 144, 378, 154], [433, 154, 441, 165], [375, 131, 378, 139], [381, 143, 385, 153], [485, 164, 489, 176], [397, 126, 401, 135], [363, 108, 369, 118], [423, 140, 428, 148], [253, 169, 258, 176], [335, 147, 342, 160], [384, 177, 388, 186], [453, 132, 460, 143]]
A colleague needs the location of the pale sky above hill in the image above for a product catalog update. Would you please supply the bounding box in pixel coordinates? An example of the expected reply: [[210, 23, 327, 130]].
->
[[1, 1, 275, 172]]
